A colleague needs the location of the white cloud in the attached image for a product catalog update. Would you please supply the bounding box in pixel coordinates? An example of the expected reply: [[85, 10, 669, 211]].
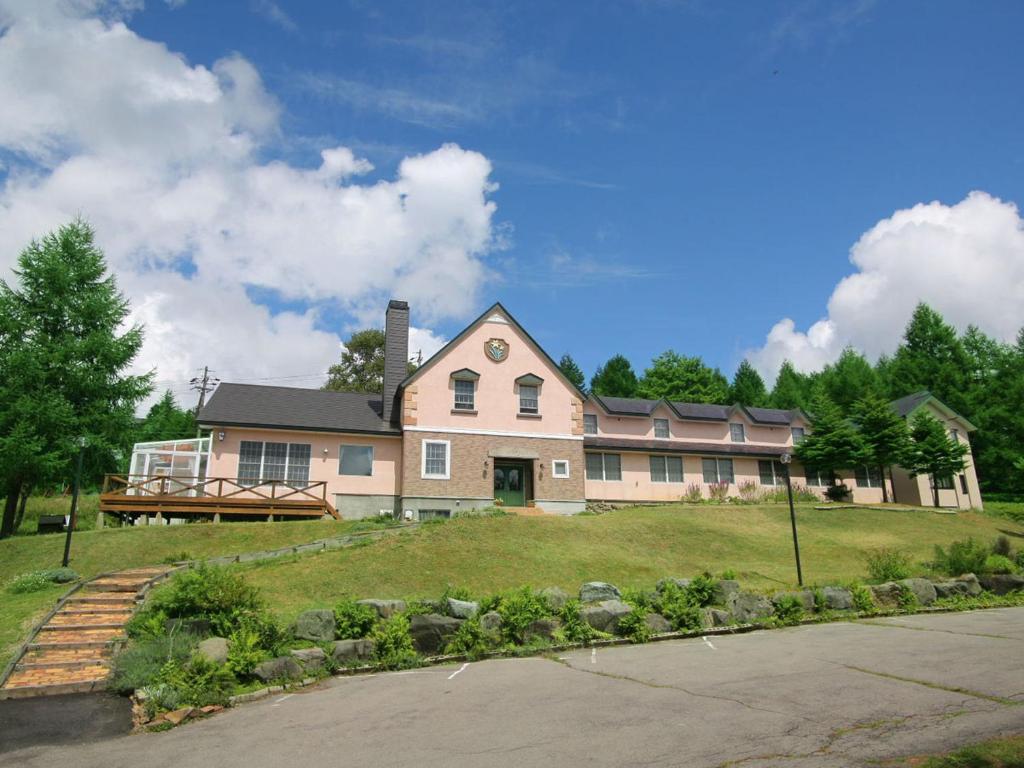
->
[[250, 0, 296, 33], [748, 191, 1024, 382], [0, 1, 499, 408]]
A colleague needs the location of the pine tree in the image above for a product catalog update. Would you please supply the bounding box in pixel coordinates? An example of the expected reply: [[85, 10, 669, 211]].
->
[[136, 391, 197, 443], [638, 351, 730, 404], [730, 360, 768, 407], [769, 360, 812, 411], [905, 411, 969, 507], [0, 220, 152, 538], [851, 392, 911, 503], [883, 304, 970, 414], [558, 354, 586, 392], [819, 347, 880, 412], [794, 391, 867, 497], [590, 354, 640, 398]]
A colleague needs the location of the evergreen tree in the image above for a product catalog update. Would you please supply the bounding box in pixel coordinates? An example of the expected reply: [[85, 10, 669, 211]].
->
[[729, 360, 768, 407], [558, 353, 586, 392], [883, 304, 970, 414], [638, 350, 730, 403], [590, 354, 640, 398], [819, 347, 879, 412], [794, 391, 867, 495], [0, 220, 152, 538], [968, 328, 1024, 495], [851, 392, 911, 503], [905, 411, 969, 507], [769, 360, 812, 411], [136, 391, 196, 443]]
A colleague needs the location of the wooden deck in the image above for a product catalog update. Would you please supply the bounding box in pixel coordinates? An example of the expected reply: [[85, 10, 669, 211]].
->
[[99, 475, 340, 521]]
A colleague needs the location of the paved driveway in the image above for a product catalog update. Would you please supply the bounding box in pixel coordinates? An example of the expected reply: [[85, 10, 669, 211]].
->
[[8, 608, 1024, 767]]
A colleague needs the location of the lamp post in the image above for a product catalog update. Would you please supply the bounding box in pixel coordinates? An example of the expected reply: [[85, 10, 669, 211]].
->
[[61, 437, 87, 568], [779, 452, 803, 586]]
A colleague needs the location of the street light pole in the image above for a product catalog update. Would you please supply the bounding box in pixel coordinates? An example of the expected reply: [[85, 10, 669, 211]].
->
[[780, 452, 803, 587], [61, 437, 87, 569]]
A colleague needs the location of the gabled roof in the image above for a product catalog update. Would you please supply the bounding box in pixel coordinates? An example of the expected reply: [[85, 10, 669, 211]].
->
[[589, 395, 800, 426], [669, 401, 732, 421], [889, 390, 977, 432], [591, 395, 662, 416], [198, 383, 399, 435], [400, 302, 587, 399]]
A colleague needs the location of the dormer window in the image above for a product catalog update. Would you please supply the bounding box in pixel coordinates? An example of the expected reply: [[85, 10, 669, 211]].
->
[[654, 418, 670, 438], [730, 423, 745, 443], [515, 373, 544, 416], [450, 368, 480, 413]]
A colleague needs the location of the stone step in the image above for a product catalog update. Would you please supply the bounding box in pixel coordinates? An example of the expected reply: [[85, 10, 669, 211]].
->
[[42, 619, 128, 631], [17, 658, 110, 671], [86, 580, 149, 592], [33, 628, 125, 645], [0, 677, 109, 700], [27, 640, 114, 651], [20, 647, 111, 666], [55, 606, 134, 616]]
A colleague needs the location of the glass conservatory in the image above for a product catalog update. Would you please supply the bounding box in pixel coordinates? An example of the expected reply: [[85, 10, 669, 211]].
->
[[127, 437, 211, 496]]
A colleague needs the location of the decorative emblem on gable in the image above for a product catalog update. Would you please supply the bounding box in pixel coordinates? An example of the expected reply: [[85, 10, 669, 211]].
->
[[485, 338, 509, 362]]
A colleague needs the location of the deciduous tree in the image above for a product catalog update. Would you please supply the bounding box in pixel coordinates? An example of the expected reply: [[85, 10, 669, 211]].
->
[[638, 351, 730, 404]]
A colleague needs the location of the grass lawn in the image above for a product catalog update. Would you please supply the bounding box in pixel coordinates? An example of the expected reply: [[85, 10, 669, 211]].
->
[[236, 502, 1024, 622], [879, 733, 1024, 766]]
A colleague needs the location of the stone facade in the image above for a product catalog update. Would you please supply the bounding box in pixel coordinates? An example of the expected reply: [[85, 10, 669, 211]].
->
[[401, 430, 585, 508]]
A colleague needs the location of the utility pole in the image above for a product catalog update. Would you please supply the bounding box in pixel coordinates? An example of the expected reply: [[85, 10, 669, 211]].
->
[[190, 366, 220, 437]]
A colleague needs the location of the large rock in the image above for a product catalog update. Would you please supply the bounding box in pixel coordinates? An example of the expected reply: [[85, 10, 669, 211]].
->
[[712, 580, 740, 606], [644, 613, 672, 634], [656, 578, 691, 593], [332, 639, 376, 664], [899, 578, 937, 605], [870, 582, 902, 607], [445, 598, 479, 619], [580, 582, 621, 603], [823, 587, 854, 611], [196, 637, 228, 665], [955, 574, 982, 595], [480, 611, 503, 633], [290, 647, 326, 673], [728, 592, 775, 623], [933, 580, 971, 599], [524, 618, 560, 641], [294, 609, 336, 643], [540, 587, 570, 611], [409, 614, 463, 655], [701, 608, 730, 627], [253, 656, 303, 683], [978, 574, 1024, 595], [357, 599, 407, 619], [580, 600, 632, 633], [773, 591, 815, 611]]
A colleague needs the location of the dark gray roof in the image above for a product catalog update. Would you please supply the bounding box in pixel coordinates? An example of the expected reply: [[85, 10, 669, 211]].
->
[[890, 391, 932, 418], [198, 383, 398, 435], [592, 396, 799, 425], [594, 396, 661, 416], [584, 436, 786, 458], [745, 406, 797, 425], [669, 402, 732, 421]]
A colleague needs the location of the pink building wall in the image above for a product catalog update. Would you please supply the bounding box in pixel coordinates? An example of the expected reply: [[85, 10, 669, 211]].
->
[[207, 427, 402, 498]]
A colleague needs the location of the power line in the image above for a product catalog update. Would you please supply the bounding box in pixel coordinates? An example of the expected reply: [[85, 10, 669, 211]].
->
[[190, 366, 220, 436]]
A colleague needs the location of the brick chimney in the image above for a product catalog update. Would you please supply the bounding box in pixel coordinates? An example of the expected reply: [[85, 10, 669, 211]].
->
[[382, 300, 409, 427]]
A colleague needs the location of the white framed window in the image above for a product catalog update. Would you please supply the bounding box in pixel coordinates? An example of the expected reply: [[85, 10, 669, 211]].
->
[[421, 439, 451, 480], [585, 452, 621, 481], [237, 441, 311, 485], [855, 466, 883, 488], [552, 460, 570, 478], [791, 427, 805, 444], [702, 457, 734, 484], [730, 423, 745, 443], [649, 455, 683, 483], [453, 379, 475, 411], [519, 384, 539, 414], [339, 444, 374, 476], [803, 466, 826, 487], [932, 474, 954, 490], [758, 459, 786, 486], [583, 413, 598, 435], [653, 418, 670, 438]]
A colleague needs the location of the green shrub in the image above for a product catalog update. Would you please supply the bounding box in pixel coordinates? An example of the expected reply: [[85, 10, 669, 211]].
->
[[682, 483, 704, 503], [559, 599, 594, 644], [621, 587, 654, 612], [496, 587, 550, 644], [773, 594, 803, 626], [6, 572, 55, 594], [811, 587, 827, 613], [156, 656, 234, 707], [616, 607, 652, 643], [1016, 551, 1024, 571], [444, 617, 491, 660], [720, 569, 737, 581], [226, 621, 270, 678], [334, 599, 378, 640], [110, 633, 198, 694], [149, 565, 264, 636], [851, 585, 875, 613], [865, 549, 912, 582], [932, 538, 989, 577], [160, 552, 192, 565], [983, 554, 1018, 575], [685, 573, 716, 607], [895, 583, 918, 610], [824, 483, 849, 502], [654, 582, 703, 631], [992, 535, 1013, 558], [372, 615, 420, 670], [125, 609, 169, 640], [45, 567, 79, 583], [440, 584, 474, 603]]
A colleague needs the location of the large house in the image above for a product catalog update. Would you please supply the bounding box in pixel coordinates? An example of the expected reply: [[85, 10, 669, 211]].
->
[[197, 301, 984, 518]]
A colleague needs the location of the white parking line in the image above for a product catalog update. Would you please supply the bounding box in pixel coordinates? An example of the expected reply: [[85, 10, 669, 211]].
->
[[447, 663, 469, 680], [272, 694, 294, 706], [702, 636, 716, 650], [591, 648, 597, 664]]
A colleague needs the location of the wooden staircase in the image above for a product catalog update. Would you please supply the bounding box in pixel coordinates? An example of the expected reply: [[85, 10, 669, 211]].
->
[[0, 567, 176, 699]]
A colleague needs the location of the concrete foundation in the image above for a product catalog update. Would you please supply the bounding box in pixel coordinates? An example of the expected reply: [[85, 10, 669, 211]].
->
[[333, 494, 401, 520]]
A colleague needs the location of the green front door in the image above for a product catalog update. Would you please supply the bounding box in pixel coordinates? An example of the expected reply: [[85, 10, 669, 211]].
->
[[494, 461, 527, 507]]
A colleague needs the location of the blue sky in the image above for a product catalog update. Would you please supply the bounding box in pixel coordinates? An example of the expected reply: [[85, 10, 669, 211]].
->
[[1, 0, 1022, 400]]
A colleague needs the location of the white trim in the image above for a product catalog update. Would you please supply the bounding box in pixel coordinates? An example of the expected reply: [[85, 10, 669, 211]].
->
[[486, 312, 509, 324], [405, 425, 583, 441], [551, 459, 570, 479], [421, 439, 451, 480]]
